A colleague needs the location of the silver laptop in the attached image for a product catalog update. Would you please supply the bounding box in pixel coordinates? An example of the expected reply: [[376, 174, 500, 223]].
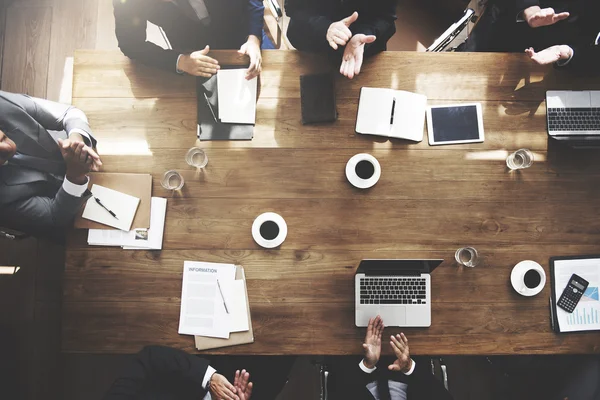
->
[[546, 91, 600, 136], [355, 259, 443, 328]]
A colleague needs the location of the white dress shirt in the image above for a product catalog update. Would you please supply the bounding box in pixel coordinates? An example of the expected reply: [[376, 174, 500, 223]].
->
[[201, 366, 217, 400]]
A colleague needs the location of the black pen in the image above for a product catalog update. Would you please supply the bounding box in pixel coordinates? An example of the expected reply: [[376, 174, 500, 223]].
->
[[390, 97, 396, 125], [203, 92, 218, 123], [93, 196, 119, 220]]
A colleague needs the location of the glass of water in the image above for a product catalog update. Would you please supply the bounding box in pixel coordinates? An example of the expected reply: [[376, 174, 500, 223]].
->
[[506, 149, 534, 170], [185, 147, 208, 169], [455, 247, 479, 267], [161, 170, 184, 191]]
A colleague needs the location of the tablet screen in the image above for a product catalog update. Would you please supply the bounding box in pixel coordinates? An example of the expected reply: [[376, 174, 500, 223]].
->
[[430, 105, 481, 143]]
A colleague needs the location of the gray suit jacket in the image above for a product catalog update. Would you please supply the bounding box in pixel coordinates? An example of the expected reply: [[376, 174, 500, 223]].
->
[[0, 91, 97, 236]]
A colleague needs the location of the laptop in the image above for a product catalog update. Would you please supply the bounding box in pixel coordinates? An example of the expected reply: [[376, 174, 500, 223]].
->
[[355, 259, 443, 328], [546, 91, 600, 137]]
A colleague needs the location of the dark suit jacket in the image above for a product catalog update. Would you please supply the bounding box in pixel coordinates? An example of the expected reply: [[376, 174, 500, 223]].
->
[[286, 0, 398, 57], [0, 91, 95, 236], [113, 0, 264, 73], [347, 359, 454, 400], [515, 0, 600, 73], [103, 346, 211, 400]]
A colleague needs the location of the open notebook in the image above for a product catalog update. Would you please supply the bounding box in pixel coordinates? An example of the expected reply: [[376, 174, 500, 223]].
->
[[356, 87, 428, 142]]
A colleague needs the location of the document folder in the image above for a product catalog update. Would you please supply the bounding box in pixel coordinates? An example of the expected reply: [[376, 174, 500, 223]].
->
[[194, 265, 254, 350]]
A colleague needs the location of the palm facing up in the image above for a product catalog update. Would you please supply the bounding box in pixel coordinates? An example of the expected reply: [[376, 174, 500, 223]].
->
[[363, 316, 384, 369], [340, 34, 376, 79], [525, 45, 572, 65]]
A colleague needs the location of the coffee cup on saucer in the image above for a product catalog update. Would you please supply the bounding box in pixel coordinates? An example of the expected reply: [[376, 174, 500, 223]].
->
[[510, 260, 546, 296], [252, 212, 287, 249], [346, 153, 381, 189]]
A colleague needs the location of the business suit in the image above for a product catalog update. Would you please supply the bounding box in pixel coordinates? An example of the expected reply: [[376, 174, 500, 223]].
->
[[113, 0, 265, 73], [0, 91, 95, 237], [286, 0, 398, 57]]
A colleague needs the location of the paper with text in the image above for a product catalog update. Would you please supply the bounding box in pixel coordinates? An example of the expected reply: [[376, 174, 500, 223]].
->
[[178, 261, 236, 338]]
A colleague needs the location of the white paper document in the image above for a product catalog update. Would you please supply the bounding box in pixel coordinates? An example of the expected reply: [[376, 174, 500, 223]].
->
[[178, 261, 237, 338], [356, 87, 427, 142], [82, 184, 140, 231], [554, 258, 600, 332], [217, 69, 257, 124], [220, 279, 250, 333], [87, 197, 167, 250]]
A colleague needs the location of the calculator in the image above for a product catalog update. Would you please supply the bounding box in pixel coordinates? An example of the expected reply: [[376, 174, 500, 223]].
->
[[557, 274, 589, 313]]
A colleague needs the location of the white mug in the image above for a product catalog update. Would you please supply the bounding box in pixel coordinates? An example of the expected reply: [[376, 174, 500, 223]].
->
[[252, 212, 287, 249], [345, 153, 381, 189], [510, 260, 546, 297]]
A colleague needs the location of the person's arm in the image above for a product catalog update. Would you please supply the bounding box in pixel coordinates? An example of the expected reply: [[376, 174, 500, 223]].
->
[[113, 0, 182, 73], [559, 44, 600, 73], [103, 346, 212, 399], [247, 0, 264, 42], [285, 0, 334, 49], [349, 0, 398, 55]]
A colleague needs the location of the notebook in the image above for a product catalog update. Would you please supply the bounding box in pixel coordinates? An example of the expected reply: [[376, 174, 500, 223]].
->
[[217, 69, 257, 124], [300, 73, 337, 125], [356, 87, 427, 142], [74, 173, 152, 230], [81, 185, 140, 231]]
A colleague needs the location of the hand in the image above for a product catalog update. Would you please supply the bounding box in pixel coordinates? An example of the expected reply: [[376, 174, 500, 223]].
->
[[388, 333, 413, 373], [327, 11, 358, 50], [523, 6, 569, 28], [525, 45, 572, 65], [339, 34, 376, 79], [238, 36, 262, 80], [67, 132, 102, 171], [177, 45, 220, 77], [209, 373, 239, 400], [233, 369, 253, 400], [0, 129, 17, 164], [362, 315, 384, 369], [58, 138, 101, 185]]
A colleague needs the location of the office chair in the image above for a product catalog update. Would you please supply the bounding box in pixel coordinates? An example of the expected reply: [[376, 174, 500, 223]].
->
[[263, 0, 293, 49]]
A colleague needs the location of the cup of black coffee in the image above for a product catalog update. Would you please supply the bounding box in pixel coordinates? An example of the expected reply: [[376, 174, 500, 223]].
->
[[252, 212, 287, 249], [510, 260, 546, 296], [346, 153, 381, 189]]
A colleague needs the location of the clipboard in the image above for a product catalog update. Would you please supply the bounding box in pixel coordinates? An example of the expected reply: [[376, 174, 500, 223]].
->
[[549, 254, 600, 333], [194, 265, 254, 350], [74, 173, 152, 230]]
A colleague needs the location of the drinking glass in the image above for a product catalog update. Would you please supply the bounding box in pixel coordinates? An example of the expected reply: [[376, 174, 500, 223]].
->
[[455, 247, 479, 267], [161, 170, 184, 191], [185, 147, 208, 169], [506, 149, 534, 170]]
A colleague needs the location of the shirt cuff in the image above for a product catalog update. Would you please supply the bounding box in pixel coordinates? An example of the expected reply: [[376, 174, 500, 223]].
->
[[359, 359, 377, 374], [62, 176, 89, 197], [556, 49, 575, 66], [176, 54, 185, 74], [403, 359, 416, 375], [68, 128, 92, 146], [202, 366, 217, 390], [595, 32, 600, 45]]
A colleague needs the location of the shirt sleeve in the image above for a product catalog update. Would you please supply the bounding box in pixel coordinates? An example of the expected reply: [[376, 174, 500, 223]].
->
[[403, 359, 416, 375], [202, 366, 217, 389], [62, 176, 90, 197], [556, 48, 575, 67], [358, 359, 377, 374], [247, 0, 265, 39]]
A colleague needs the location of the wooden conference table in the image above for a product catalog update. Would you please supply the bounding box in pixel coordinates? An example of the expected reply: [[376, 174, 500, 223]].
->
[[63, 50, 600, 355]]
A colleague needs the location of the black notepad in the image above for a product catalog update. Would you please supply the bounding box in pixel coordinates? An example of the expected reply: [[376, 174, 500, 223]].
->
[[299, 73, 337, 125], [196, 76, 254, 141]]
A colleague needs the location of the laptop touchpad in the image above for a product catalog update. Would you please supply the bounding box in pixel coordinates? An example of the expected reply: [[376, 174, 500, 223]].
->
[[381, 306, 406, 326], [567, 91, 591, 107]]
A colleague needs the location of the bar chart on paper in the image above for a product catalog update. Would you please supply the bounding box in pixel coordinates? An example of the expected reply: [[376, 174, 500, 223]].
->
[[566, 307, 600, 326]]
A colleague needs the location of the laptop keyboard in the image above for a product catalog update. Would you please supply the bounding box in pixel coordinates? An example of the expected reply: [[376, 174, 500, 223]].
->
[[547, 108, 600, 132], [359, 277, 427, 305]]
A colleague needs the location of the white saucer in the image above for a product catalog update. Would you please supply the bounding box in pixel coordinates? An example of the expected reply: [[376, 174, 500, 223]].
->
[[345, 153, 381, 189], [510, 260, 546, 297], [252, 212, 287, 249]]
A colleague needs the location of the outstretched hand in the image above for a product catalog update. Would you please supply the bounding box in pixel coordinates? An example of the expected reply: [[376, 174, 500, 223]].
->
[[523, 6, 569, 28], [339, 34, 376, 79], [525, 45, 572, 65], [388, 333, 413, 373], [362, 315, 384, 369], [327, 11, 358, 50], [234, 369, 253, 400]]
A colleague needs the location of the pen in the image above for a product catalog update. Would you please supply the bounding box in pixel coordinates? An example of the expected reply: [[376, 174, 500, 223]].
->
[[216, 278, 230, 314], [93, 196, 119, 220], [390, 97, 396, 125], [204, 92, 218, 123]]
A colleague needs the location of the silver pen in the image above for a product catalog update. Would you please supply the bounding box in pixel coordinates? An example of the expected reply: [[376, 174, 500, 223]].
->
[[204, 92, 218, 123], [216, 278, 230, 314]]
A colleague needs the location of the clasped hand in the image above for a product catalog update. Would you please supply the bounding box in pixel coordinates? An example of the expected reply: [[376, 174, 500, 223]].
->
[[362, 316, 413, 373], [57, 134, 102, 185]]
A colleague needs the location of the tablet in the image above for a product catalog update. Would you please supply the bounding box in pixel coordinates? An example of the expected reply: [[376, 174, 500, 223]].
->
[[427, 103, 484, 145]]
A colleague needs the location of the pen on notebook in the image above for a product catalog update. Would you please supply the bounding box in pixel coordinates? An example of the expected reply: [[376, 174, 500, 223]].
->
[[390, 97, 396, 125], [93, 196, 119, 220], [216, 278, 230, 314], [204, 92, 218, 123]]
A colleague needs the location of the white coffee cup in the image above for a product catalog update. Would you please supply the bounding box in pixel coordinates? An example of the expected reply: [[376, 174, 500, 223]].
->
[[510, 260, 546, 297], [252, 212, 287, 249], [345, 153, 381, 189]]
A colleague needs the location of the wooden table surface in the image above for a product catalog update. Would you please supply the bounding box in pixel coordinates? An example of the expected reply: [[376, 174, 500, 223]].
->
[[63, 50, 600, 355]]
